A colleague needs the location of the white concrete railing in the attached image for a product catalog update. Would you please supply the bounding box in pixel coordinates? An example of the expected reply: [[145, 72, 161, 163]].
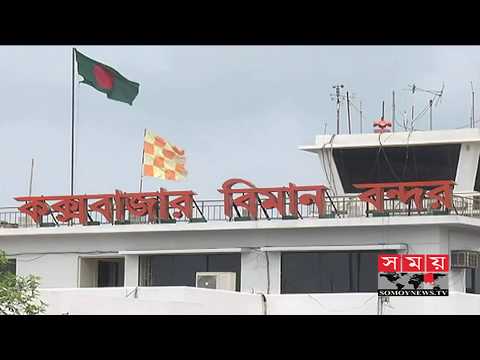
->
[[38, 287, 480, 315]]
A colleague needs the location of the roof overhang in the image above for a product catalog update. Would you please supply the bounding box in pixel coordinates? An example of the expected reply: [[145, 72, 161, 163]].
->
[[299, 128, 480, 153]]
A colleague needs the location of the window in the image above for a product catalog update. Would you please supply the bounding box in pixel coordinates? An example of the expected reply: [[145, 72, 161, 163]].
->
[[466, 268, 480, 294], [140, 253, 241, 291], [333, 144, 461, 193], [0, 259, 16, 275], [79, 257, 124, 288], [281, 251, 395, 294], [97, 259, 124, 287]]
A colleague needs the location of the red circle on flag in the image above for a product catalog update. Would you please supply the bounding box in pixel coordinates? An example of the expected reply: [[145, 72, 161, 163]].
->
[[93, 64, 114, 90]]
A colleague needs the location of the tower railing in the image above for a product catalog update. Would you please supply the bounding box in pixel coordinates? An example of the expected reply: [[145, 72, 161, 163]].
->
[[1, 194, 478, 229]]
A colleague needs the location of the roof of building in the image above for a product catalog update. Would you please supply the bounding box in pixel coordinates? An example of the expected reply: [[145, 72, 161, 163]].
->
[[299, 128, 480, 152]]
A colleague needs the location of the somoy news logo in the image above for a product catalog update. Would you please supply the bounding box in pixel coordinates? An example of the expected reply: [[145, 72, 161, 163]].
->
[[378, 254, 449, 296]]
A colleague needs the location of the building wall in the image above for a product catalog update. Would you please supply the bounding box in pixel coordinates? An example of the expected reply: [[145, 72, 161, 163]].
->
[[241, 250, 281, 294], [0, 221, 469, 292], [443, 228, 480, 292], [456, 143, 480, 193], [38, 287, 480, 315], [2, 217, 480, 295]]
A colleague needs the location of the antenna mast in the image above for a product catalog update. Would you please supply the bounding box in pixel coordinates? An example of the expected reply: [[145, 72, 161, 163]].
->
[[429, 99, 433, 130], [346, 91, 352, 134], [331, 84, 344, 134], [471, 81, 475, 128], [392, 90, 396, 132], [28, 158, 34, 196], [360, 101, 363, 134], [403, 82, 445, 131]]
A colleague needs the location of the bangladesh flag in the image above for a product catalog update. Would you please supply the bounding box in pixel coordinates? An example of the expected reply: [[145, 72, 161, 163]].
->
[[74, 49, 139, 105]]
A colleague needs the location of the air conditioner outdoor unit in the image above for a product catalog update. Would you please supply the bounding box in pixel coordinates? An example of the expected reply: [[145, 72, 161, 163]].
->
[[195, 272, 236, 291], [451, 250, 479, 269]]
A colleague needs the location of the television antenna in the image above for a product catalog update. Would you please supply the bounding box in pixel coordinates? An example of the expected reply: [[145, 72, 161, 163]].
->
[[330, 85, 357, 134], [400, 82, 445, 130], [330, 84, 344, 134], [403, 82, 445, 106]]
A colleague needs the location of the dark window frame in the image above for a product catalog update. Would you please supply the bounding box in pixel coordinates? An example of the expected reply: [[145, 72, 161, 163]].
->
[[141, 253, 241, 291], [333, 144, 461, 193], [281, 250, 396, 294], [97, 258, 125, 288], [466, 267, 480, 294]]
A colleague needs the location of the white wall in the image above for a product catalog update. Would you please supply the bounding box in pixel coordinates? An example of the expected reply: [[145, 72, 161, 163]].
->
[[38, 287, 480, 315], [241, 250, 280, 294], [40, 287, 263, 315], [124, 255, 139, 287], [16, 253, 79, 288], [2, 220, 480, 293], [456, 143, 480, 192], [1, 223, 443, 290]]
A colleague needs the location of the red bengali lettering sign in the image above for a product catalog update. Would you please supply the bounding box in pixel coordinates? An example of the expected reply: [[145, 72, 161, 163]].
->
[[218, 178, 260, 220], [354, 184, 385, 211], [123, 192, 158, 222], [424, 181, 454, 209], [386, 186, 424, 210], [14, 179, 453, 225], [159, 188, 195, 220], [218, 179, 328, 220], [15, 189, 198, 225], [50, 197, 88, 224], [15, 194, 109, 225], [354, 180, 455, 212], [88, 196, 114, 223], [16, 198, 51, 224], [294, 184, 327, 217]]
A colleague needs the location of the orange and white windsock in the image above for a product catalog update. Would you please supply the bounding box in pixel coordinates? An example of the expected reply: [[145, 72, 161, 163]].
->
[[142, 129, 187, 180]]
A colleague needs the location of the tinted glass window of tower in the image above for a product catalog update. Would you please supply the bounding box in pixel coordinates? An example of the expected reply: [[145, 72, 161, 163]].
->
[[140, 253, 241, 291], [0, 259, 16, 275], [333, 144, 461, 193], [281, 251, 395, 294]]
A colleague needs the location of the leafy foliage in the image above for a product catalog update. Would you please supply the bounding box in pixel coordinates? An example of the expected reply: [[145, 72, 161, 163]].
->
[[0, 251, 46, 315]]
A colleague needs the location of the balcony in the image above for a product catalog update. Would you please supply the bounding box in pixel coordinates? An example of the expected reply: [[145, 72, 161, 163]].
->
[[1, 193, 479, 229]]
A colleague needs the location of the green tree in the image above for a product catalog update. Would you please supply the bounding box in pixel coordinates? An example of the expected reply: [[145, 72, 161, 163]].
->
[[0, 251, 46, 315]]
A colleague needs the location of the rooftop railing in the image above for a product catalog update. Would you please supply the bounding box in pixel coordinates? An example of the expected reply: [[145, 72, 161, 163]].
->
[[1, 194, 479, 229]]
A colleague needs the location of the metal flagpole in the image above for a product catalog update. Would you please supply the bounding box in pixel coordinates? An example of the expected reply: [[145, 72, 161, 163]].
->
[[71, 48, 76, 196], [139, 128, 147, 192], [28, 158, 34, 196]]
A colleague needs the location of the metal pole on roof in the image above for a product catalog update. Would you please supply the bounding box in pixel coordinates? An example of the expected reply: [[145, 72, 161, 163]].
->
[[347, 91, 352, 134], [429, 99, 433, 130], [392, 91, 396, 132], [28, 158, 34, 196], [471, 82, 475, 128], [360, 101, 363, 134]]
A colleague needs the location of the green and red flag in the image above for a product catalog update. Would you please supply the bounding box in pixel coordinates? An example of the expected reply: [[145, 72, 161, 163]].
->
[[74, 49, 140, 105]]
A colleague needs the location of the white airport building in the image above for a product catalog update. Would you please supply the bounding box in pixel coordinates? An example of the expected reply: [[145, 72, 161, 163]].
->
[[1, 128, 480, 314]]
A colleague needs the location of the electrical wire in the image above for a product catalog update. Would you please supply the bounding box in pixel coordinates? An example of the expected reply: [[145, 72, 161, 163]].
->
[[378, 133, 402, 181], [319, 134, 338, 195]]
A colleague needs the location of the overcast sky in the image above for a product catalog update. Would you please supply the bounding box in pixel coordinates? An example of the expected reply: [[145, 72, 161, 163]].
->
[[1, 46, 480, 206]]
